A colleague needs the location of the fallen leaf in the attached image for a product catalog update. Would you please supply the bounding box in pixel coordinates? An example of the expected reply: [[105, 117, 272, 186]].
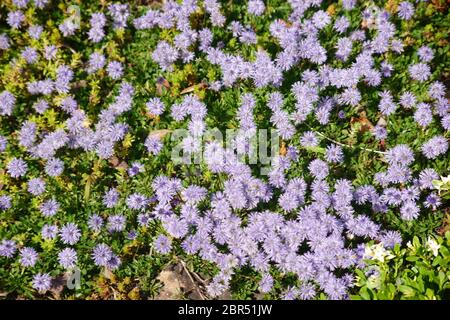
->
[[350, 111, 374, 133], [180, 82, 208, 95], [279, 141, 287, 156], [109, 156, 128, 170], [49, 273, 70, 299], [156, 77, 170, 96], [148, 129, 172, 140], [155, 269, 183, 300]]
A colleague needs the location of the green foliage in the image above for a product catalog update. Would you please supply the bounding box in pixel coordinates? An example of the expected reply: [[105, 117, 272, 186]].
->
[[353, 232, 450, 300]]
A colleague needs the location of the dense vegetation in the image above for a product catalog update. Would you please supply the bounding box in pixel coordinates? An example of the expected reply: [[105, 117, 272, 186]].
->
[[0, 0, 449, 300]]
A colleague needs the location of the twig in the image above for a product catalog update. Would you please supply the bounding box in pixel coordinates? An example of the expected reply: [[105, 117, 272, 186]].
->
[[308, 127, 386, 155], [179, 259, 207, 300]]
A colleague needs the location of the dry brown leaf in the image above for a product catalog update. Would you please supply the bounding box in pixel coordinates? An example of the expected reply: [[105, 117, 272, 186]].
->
[[148, 129, 172, 140], [109, 156, 128, 170], [156, 77, 170, 96], [49, 273, 70, 299], [350, 111, 374, 133], [279, 141, 287, 156], [0, 169, 4, 191], [102, 268, 117, 282], [180, 82, 208, 95], [155, 269, 184, 300], [326, 4, 336, 16]]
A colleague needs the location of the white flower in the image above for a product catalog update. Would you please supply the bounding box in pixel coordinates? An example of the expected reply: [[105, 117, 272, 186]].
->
[[364, 243, 394, 262], [426, 237, 440, 257]]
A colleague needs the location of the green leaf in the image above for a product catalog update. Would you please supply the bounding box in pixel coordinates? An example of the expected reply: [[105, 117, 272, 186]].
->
[[359, 287, 371, 300], [398, 285, 416, 298], [406, 256, 419, 262]]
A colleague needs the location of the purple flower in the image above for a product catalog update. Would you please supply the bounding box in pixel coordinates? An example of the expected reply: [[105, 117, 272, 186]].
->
[[325, 144, 344, 163], [7, 158, 28, 178], [372, 125, 387, 140], [19, 247, 39, 267], [385, 145, 414, 166], [400, 201, 419, 220], [378, 91, 397, 116], [33, 99, 50, 114], [0, 239, 17, 258], [182, 185, 208, 204], [336, 37, 353, 61], [334, 16, 350, 33], [41, 224, 58, 240], [338, 88, 361, 107], [106, 254, 121, 270], [107, 214, 126, 232], [397, 2, 414, 20], [127, 230, 138, 240], [424, 193, 441, 210], [154, 234, 172, 254], [151, 41, 179, 71], [282, 287, 299, 300], [312, 10, 331, 29], [45, 158, 64, 177], [92, 243, 113, 267], [146, 97, 165, 116], [7, 11, 25, 29], [32, 273, 52, 292], [87, 52, 106, 74], [308, 159, 329, 180], [0, 34, 10, 50], [108, 3, 129, 29], [441, 114, 450, 131], [259, 274, 273, 293], [18, 121, 37, 148], [381, 188, 402, 206], [27, 178, 46, 196], [418, 168, 439, 190], [408, 63, 431, 82], [379, 230, 402, 249], [87, 214, 104, 232], [59, 18, 79, 37], [13, 0, 29, 8], [399, 91, 416, 109], [40, 199, 59, 217], [0, 195, 12, 210], [34, 0, 50, 8], [28, 25, 43, 39], [88, 13, 106, 43], [107, 61, 124, 79], [300, 131, 319, 147], [414, 103, 433, 127], [342, 0, 356, 10], [248, 0, 265, 16], [55, 65, 73, 93], [298, 283, 316, 300], [0, 90, 16, 116], [421, 135, 448, 159], [145, 135, 163, 155], [44, 45, 57, 60], [126, 193, 148, 210], [380, 61, 393, 77], [418, 45, 434, 62], [58, 248, 77, 269], [0, 136, 7, 152], [103, 188, 119, 208], [60, 223, 81, 245], [428, 81, 445, 100], [128, 162, 145, 177]]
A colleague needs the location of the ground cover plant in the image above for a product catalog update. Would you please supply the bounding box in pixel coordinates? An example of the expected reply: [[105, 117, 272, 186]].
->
[[0, 0, 449, 300]]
